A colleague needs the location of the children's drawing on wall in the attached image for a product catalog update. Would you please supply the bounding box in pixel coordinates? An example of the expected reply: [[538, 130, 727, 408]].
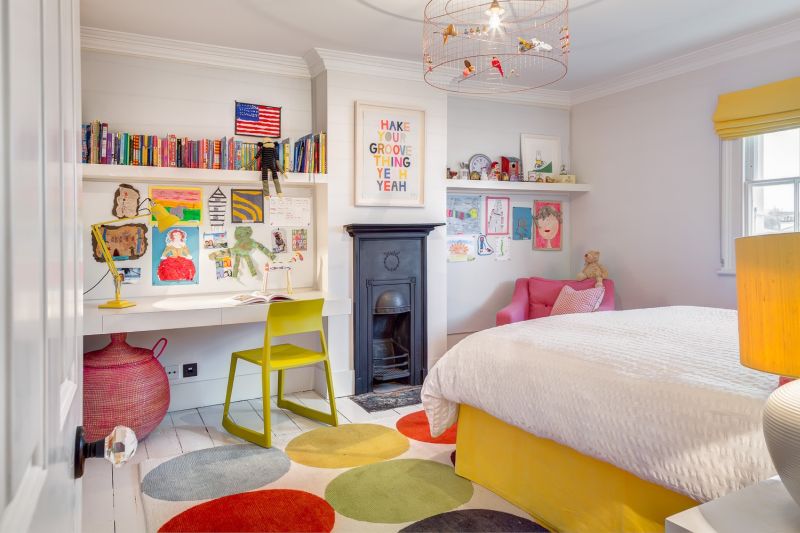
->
[[231, 189, 265, 223], [271, 228, 288, 254], [112, 184, 141, 218], [208, 187, 228, 228], [91, 223, 148, 262], [512, 207, 532, 240], [230, 226, 275, 279], [208, 250, 234, 280], [202, 231, 228, 249], [476, 234, 494, 256], [490, 235, 511, 261], [533, 200, 563, 251], [152, 227, 199, 285], [485, 196, 510, 235], [291, 229, 308, 251], [446, 195, 481, 235], [447, 235, 477, 262], [149, 186, 202, 225], [119, 267, 141, 285]]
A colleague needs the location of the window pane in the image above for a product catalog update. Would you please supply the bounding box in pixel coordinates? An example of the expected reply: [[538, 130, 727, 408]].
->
[[759, 128, 800, 180], [749, 182, 795, 235]]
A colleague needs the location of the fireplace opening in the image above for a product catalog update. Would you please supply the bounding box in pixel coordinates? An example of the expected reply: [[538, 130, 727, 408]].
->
[[372, 290, 411, 388]]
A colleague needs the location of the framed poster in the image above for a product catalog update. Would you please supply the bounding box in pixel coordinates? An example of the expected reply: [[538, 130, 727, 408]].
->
[[485, 196, 511, 236], [355, 102, 425, 207], [520, 134, 561, 182], [533, 200, 563, 250]]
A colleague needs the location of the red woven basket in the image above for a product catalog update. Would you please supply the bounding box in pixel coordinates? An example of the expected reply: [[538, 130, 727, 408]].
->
[[83, 333, 170, 441]]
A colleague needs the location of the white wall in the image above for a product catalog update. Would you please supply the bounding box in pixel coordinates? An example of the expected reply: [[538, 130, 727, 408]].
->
[[446, 97, 573, 333], [322, 69, 449, 379], [570, 41, 800, 310], [81, 50, 317, 409]]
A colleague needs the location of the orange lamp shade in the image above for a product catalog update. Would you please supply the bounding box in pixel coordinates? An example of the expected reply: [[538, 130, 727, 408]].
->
[[735, 232, 800, 378]]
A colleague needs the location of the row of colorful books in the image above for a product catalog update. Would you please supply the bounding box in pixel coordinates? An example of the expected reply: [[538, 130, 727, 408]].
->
[[81, 121, 326, 174]]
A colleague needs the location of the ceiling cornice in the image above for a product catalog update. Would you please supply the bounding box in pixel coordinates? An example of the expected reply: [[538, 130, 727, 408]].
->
[[570, 17, 800, 105], [80, 27, 310, 79]]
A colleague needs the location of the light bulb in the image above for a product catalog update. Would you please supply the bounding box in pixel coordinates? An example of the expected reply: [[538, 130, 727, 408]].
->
[[489, 12, 501, 30]]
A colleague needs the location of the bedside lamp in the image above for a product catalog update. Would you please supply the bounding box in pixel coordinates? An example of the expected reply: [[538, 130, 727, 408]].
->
[[736, 232, 800, 506], [91, 199, 180, 309]]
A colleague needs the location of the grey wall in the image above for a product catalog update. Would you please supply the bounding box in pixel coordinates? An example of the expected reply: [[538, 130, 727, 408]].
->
[[570, 41, 800, 310]]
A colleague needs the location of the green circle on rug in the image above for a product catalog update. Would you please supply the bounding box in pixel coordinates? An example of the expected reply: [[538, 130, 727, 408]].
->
[[325, 459, 473, 523], [142, 444, 290, 501], [285, 423, 409, 468]]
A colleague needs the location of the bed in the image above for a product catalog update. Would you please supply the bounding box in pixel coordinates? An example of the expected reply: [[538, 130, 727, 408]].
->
[[422, 306, 776, 532]]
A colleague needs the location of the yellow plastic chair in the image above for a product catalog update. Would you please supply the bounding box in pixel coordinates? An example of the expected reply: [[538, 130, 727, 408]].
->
[[221, 298, 338, 448]]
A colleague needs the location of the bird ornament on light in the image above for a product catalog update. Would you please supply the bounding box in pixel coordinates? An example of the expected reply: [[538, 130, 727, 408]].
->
[[491, 56, 504, 77]]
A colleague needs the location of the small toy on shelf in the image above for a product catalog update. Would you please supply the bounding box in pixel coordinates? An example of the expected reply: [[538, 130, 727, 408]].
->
[[254, 138, 283, 198], [501, 156, 521, 181], [576, 250, 609, 288], [560, 164, 568, 175], [490, 161, 501, 180]]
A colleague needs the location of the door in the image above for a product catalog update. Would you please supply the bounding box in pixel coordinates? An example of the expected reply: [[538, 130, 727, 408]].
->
[[0, 0, 83, 531]]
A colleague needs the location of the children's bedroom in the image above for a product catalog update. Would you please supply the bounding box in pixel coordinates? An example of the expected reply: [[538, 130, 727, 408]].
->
[[2, 0, 800, 532]]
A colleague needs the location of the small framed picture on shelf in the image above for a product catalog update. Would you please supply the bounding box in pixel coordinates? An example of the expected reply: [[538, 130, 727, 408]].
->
[[485, 196, 511, 236], [354, 101, 425, 207], [521, 134, 561, 182]]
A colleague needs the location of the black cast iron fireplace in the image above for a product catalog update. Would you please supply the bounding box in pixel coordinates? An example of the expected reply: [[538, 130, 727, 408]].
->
[[345, 223, 443, 394]]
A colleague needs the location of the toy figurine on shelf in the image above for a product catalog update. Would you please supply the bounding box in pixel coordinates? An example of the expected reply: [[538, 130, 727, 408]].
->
[[254, 138, 283, 198], [560, 164, 568, 175], [491, 56, 504, 77]]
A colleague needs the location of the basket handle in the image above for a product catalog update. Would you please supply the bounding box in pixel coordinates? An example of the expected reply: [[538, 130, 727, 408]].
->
[[152, 338, 168, 359]]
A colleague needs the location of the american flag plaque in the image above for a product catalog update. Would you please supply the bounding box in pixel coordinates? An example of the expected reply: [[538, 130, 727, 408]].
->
[[234, 101, 281, 138]]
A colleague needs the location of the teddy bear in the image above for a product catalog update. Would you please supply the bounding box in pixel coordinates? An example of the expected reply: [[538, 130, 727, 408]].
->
[[577, 250, 608, 288]]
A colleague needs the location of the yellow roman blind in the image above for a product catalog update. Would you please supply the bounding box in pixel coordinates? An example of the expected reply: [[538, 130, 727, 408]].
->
[[713, 77, 800, 140]]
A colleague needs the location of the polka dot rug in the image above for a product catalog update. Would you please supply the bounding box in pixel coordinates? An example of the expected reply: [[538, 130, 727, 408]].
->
[[139, 410, 546, 532]]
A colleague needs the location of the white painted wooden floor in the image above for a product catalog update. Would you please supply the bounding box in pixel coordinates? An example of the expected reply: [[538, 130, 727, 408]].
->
[[82, 391, 422, 533]]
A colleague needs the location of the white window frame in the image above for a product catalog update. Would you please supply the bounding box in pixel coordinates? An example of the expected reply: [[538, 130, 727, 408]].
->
[[721, 130, 800, 275], [719, 139, 743, 275]]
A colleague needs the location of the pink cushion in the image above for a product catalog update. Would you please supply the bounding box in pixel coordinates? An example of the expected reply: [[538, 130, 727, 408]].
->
[[528, 277, 614, 319], [550, 285, 606, 316]]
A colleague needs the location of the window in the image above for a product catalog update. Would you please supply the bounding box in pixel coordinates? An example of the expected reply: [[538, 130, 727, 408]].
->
[[720, 127, 800, 274], [744, 128, 800, 236]]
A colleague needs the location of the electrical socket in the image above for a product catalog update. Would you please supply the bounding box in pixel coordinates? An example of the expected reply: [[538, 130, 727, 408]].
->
[[182, 363, 198, 378], [165, 365, 179, 382]]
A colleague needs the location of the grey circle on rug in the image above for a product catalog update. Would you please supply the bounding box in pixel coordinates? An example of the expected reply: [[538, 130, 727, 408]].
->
[[141, 444, 290, 501], [399, 509, 547, 532]]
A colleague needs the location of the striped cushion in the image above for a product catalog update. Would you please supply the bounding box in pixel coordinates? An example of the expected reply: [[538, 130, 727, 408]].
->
[[550, 285, 605, 316]]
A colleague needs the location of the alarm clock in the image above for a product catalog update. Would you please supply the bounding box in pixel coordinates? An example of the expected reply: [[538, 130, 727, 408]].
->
[[468, 154, 491, 177]]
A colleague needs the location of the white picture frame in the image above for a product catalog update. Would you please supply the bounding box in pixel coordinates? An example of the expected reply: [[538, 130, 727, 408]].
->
[[520, 133, 561, 181], [355, 101, 425, 207]]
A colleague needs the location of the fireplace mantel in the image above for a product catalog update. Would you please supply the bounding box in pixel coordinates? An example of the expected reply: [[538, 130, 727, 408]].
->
[[345, 223, 444, 237]]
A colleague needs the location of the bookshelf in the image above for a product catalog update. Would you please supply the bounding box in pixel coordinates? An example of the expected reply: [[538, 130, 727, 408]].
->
[[446, 180, 590, 194], [81, 163, 327, 187]]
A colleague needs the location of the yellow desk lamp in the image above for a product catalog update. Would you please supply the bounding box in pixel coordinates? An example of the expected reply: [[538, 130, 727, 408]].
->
[[91, 200, 180, 309], [736, 232, 800, 507]]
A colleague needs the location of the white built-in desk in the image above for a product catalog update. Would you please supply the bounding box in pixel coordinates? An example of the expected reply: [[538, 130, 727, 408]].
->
[[83, 289, 351, 335]]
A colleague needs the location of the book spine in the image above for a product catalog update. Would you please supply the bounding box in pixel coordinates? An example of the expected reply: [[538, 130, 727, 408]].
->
[[99, 123, 107, 164], [132, 135, 140, 166], [213, 140, 221, 169], [176, 137, 182, 167], [81, 124, 88, 163], [168, 134, 176, 167]]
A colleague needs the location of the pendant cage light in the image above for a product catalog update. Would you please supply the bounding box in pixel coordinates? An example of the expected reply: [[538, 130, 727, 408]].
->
[[423, 0, 569, 94]]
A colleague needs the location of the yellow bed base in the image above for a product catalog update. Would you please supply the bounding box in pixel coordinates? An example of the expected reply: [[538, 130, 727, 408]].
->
[[455, 405, 697, 533]]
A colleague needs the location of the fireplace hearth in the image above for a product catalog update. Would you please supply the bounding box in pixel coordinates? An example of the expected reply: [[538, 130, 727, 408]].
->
[[345, 223, 443, 394]]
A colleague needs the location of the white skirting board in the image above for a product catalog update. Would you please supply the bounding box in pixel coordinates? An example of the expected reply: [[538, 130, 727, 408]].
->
[[167, 367, 314, 412], [313, 366, 355, 399]]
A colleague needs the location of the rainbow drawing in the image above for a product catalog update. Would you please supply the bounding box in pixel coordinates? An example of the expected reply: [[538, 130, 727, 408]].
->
[[149, 186, 203, 225]]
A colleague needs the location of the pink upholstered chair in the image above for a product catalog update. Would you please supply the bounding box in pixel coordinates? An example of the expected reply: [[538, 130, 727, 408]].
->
[[496, 277, 616, 326]]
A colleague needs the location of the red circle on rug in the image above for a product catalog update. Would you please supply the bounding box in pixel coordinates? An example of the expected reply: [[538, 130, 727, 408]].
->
[[158, 489, 334, 533], [396, 410, 458, 444]]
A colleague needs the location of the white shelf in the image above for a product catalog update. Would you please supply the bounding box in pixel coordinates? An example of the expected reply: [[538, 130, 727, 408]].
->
[[81, 163, 326, 187], [445, 180, 590, 193]]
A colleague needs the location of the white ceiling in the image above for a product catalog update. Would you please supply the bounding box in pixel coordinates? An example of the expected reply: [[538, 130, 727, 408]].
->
[[80, 0, 800, 90]]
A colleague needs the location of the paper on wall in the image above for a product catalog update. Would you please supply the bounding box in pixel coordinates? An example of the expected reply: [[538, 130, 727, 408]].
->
[[269, 197, 311, 227]]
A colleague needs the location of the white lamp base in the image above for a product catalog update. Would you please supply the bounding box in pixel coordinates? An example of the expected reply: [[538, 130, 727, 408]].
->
[[763, 379, 800, 506]]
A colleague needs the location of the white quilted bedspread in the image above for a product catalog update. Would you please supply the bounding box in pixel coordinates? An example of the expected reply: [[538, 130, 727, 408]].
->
[[422, 306, 776, 502]]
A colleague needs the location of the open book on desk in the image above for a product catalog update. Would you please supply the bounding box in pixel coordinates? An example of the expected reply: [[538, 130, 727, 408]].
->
[[224, 292, 294, 306]]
